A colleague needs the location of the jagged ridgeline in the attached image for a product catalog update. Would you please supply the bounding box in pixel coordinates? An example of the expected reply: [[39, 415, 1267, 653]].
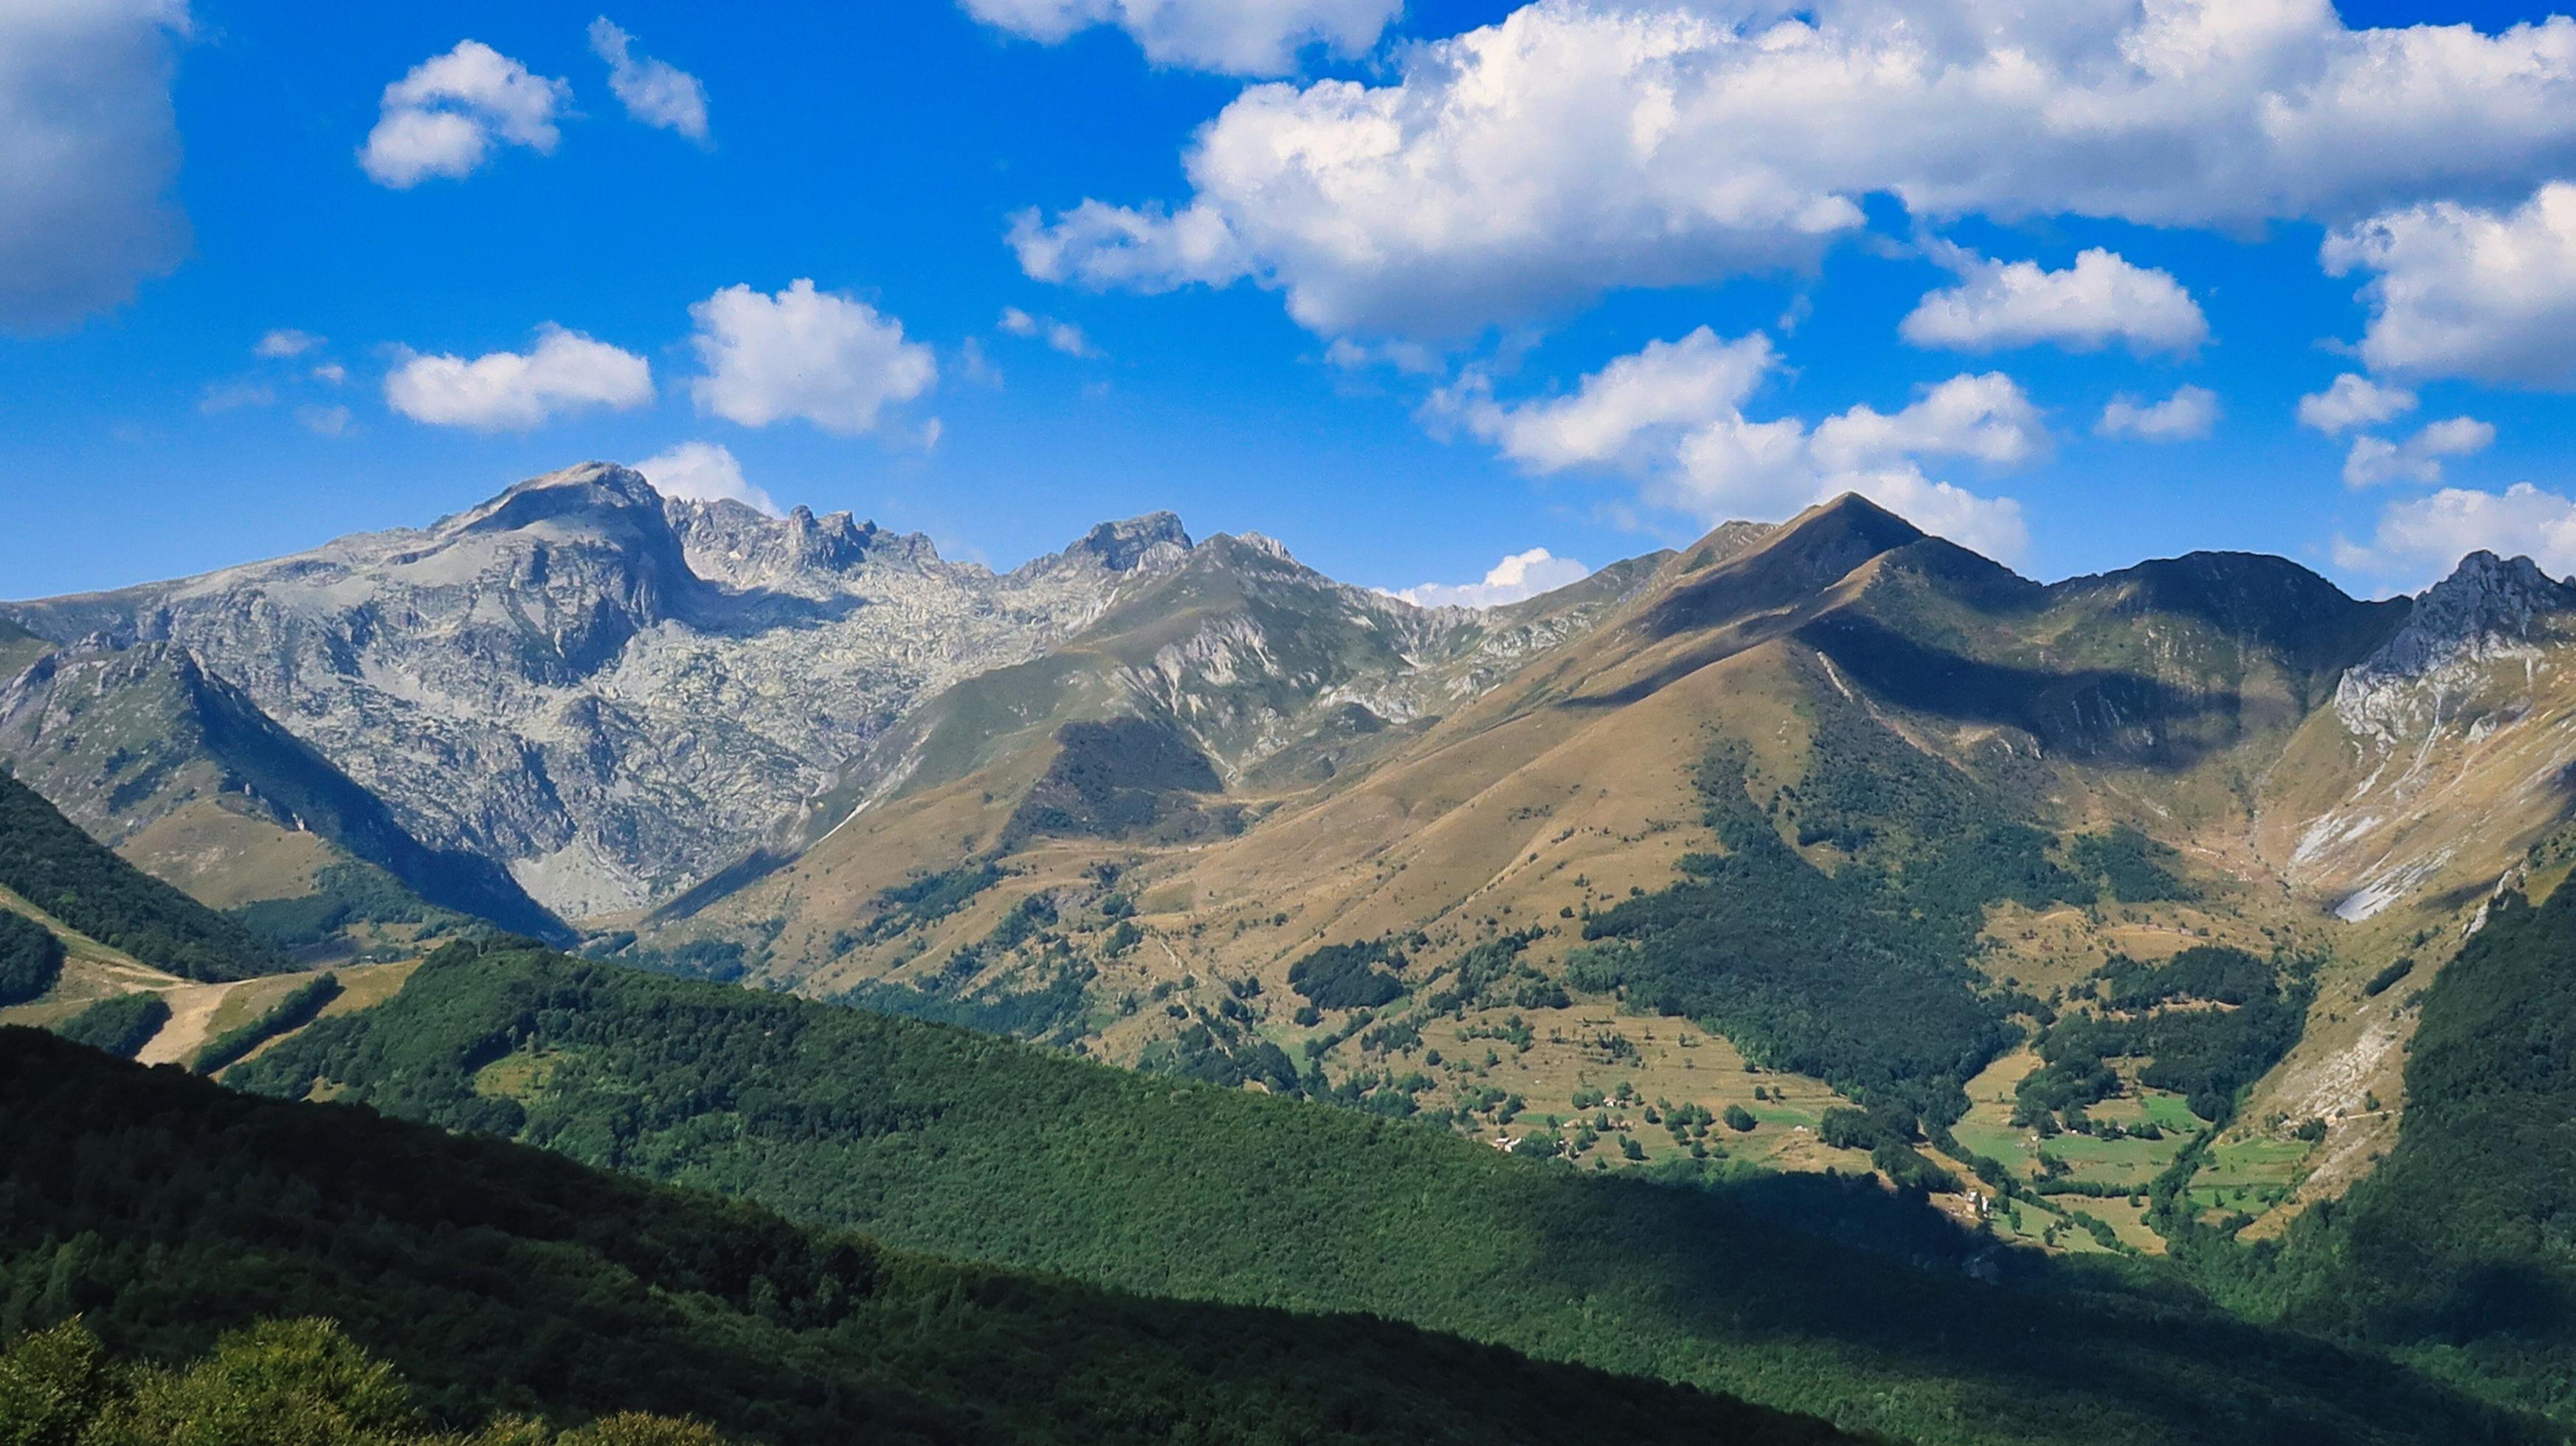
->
[[1, 465, 1215, 920], [227, 942, 2544, 1446], [0, 1027, 1848, 1446]]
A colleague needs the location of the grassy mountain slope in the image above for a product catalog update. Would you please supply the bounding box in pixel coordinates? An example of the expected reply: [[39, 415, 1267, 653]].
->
[[0, 1025, 1850, 1446], [0, 640, 562, 951], [624, 494, 2541, 1283], [0, 770, 286, 981], [231, 942, 2546, 1446]]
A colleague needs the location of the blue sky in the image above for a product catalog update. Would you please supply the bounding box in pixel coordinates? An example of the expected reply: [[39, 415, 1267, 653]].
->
[[7, 1, 2576, 603]]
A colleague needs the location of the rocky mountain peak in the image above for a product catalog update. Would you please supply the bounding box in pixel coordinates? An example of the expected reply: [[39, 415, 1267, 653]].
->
[[2331, 550, 2576, 746], [2365, 550, 2576, 682], [1060, 511, 1195, 573], [449, 462, 666, 537], [664, 494, 939, 592]]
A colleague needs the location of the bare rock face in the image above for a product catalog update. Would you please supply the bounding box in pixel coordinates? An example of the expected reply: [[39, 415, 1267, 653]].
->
[[2292, 551, 2576, 922], [5, 464, 1195, 919], [2333, 551, 2576, 746]]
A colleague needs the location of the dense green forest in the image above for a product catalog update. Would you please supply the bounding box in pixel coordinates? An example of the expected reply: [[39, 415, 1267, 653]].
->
[[0, 1318, 729, 1445], [232, 942, 2541, 1445], [0, 1027, 1850, 1446], [52, 992, 170, 1057], [0, 909, 62, 1006], [2172, 883, 2576, 1419], [0, 772, 285, 980], [229, 861, 474, 957], [1582, 715, 2073, 1124], [2018, 947, 2315, 1127]]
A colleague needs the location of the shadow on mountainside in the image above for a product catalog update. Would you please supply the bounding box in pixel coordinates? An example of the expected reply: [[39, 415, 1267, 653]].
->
[[1795, 612, 2243, 772]]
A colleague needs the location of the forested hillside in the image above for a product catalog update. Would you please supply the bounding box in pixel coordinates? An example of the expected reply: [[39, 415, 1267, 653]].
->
[[2186, 878, 2576, 1417], [0, 772, 286, 980], [233, 942, 2546, 1446], [0, 1026, 1848, 1446]]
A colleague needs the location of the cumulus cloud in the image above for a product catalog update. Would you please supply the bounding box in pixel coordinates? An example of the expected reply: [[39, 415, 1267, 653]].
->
[[1396, 548, 1593, 609], [2325, 181, 2576, 387], [1461, 328, 1781, 474], [1901, 246, 2206, 356], [2341, 416, 2496, 488], [2098, 385, 2219, 442], [2336, 483, 2576, 586], [1013, 0, 2576, 338], [1446, 326, 2037, 559], [635, 440, 776, 515], [589, 18, 708, 142], [998, 305, 1099, 357], [688, 279, 937, 434], [384, 324, 654, 430], [360, 41, 570, 188], [2296, 373, 2417, 435], [960, 0, 1400, 75], [0, 0, 190, 331]]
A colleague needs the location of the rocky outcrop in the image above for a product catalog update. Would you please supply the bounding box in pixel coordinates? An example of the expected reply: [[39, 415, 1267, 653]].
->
[[4, 464, 1200, 918], [2276, 552, 2576, 921], [2334, 551, 2576, 744]]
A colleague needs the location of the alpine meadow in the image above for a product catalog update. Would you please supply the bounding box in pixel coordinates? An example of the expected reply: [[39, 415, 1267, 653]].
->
[[14, 3, 2576, 1444]]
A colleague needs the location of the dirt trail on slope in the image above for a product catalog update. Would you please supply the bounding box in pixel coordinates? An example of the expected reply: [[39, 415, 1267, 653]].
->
[[134, 980, 244, 1067]]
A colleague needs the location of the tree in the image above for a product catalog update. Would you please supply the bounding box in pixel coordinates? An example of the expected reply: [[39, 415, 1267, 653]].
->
[[0, 911, 63, 1008], [1724, 1104, 1758, 1133]]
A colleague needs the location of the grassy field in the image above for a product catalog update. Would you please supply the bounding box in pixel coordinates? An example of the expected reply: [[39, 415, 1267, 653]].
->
[[1947, 1046, 2320, 1254], [1403, 1000, 1876, 1173], [2185, 1136, 2313, 1217]]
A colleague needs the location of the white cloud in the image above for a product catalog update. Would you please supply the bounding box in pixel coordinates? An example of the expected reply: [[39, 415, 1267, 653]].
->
[[360, 41, 570, 188], [311, 362, 348, 385], [1396, 548, 1592, 609], [2296, 373, 2417, 435], [296, 403, 352, 437], [1463, 327, 1780, 473], [0, 0, 190, 331], [589, 18, 708, 142], [1808, 373, 2045, 475], [2341, 416, 2495, 488], [2324, 181, 2576, 387], [1324, 336, 1440, 375], [635, 440, 776, 515], [255, 328, 323, 359], [998, 305, 1099, 357], [960, 0, 1400, 75], [2335, 482, 2576, 585], [687, 279, 937, 434], [1448, 327, 2036, 559], [384, 324, 654, 431], [1901, 246, 2206, 356], [2098, 385, 2220, 442], [1014, 0, 2576, 338]]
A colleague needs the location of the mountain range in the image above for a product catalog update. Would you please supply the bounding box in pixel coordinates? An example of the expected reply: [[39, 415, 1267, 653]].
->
[[12, 462, 2576, 1438]]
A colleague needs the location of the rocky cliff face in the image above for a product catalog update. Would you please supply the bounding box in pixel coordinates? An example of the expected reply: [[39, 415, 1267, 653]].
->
[[2333, 551, 2576, 745], [2278, 551, 2576, 921], [4, 464, 1198, 918]]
